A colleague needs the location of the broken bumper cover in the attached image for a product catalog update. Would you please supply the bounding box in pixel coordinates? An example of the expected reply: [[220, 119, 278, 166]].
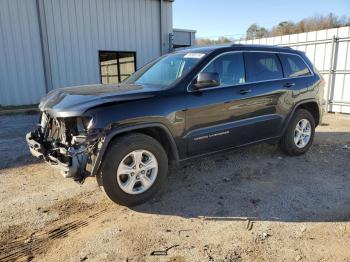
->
[[26, 132, 45, 158], [26, 131, 88, 178]]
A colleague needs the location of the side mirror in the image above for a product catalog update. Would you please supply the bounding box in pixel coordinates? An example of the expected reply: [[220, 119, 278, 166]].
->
[[193, 72, 220, 90]]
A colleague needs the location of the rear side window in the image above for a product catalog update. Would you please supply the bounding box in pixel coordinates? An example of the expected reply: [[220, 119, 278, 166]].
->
[[244, 52, 283, 82], [202, 52, 245, 85], [279, 54, 311, 78]]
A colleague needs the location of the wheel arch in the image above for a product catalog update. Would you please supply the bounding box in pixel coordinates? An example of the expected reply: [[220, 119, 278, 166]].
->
[[91, 123, 179, 178], [282, 99, 320, 135], [297, 102, 320, 126]]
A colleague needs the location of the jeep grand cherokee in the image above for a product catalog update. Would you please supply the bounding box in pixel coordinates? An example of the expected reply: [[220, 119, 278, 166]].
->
[[26, 44, 325, 206]]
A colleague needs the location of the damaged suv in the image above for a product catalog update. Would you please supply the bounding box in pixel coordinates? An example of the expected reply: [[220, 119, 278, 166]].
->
[[27, 44, 325, 206]]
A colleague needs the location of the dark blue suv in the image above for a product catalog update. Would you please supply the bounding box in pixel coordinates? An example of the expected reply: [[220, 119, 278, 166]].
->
[[27, 44, 325, 206]]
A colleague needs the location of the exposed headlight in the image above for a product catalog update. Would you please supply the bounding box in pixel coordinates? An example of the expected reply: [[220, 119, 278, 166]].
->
[[86, 118, 94, 130], [76, 117, 93, 132]]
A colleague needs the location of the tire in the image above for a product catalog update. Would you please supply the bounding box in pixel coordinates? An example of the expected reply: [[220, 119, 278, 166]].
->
[[279, 109, 315, 156], [98, 133, 168, 206]]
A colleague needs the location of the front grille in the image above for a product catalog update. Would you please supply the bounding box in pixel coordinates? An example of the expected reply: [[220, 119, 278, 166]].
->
[[48, 118, 67, 142], [40, 113, 77, 146]]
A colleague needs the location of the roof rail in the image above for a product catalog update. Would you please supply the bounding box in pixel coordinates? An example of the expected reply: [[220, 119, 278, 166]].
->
[[276, 45, 292, 49], [230, 43, 293, 49]]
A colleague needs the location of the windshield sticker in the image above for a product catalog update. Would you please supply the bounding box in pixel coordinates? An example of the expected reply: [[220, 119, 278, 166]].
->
[[184, 53, 206, 59]]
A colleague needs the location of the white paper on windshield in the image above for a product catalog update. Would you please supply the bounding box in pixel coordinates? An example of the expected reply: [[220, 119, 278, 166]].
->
[[184, 53, 206, 59]]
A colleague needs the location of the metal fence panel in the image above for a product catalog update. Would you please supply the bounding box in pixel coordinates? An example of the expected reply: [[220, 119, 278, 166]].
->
[[237, 26, 350, 114]]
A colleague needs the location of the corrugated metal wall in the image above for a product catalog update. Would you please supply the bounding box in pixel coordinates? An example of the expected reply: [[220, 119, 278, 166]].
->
[[0, 0, 47, 106], [237, 26, 350, 114], [161, 0, 173, 53], [0, 0, 173, 106], [43, 0, 169, 90]]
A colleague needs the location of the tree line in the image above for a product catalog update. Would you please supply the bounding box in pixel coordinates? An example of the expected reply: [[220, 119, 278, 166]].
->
[[195, 13, 350, 45], [246, 13, 350, 40]]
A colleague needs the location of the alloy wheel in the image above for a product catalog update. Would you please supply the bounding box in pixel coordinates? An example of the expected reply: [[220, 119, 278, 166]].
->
[[116, 149, 158, 194], [294, 118, 312, 149]]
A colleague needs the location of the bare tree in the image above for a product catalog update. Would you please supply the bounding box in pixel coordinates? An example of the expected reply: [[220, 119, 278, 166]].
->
[[246, 23, 269, 40], [195, 36, 232, 46], [270, 21, 296, 36]]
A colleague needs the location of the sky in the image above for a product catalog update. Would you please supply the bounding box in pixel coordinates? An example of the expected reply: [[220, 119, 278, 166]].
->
[[173, 0, 350, 38]]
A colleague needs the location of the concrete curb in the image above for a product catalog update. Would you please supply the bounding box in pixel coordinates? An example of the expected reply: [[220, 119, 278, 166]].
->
[[0, 108, 40, 116]]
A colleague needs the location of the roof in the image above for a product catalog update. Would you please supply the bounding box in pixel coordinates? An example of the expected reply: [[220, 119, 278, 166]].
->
[[175, 45, 229, 54], [173, 28, 197, 33]]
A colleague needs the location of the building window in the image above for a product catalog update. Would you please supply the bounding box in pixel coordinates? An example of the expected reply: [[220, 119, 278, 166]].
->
[[99, 51, 136, 84]]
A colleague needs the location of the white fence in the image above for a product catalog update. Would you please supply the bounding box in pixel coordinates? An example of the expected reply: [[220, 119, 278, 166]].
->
[[237, 26, 350, 114]]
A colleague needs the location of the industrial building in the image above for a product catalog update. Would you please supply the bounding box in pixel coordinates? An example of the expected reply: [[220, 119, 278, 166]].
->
[[0, 0, 195, 106]]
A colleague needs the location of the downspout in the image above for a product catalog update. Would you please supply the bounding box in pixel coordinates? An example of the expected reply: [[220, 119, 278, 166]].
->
[[36, 0, 53, 93], [159, 0, 164, 55]]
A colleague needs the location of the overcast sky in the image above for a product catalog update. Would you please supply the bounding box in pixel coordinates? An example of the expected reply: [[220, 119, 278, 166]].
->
[[173, 0, 350, 38]]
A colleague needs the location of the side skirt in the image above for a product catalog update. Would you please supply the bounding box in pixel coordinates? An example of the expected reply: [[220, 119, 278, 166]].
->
[[178, 136, 281, 167]]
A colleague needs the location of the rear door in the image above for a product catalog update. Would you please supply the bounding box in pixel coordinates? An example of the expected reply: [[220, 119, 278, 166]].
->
[[278, 53, 313, 94], [232, 52, 287, 141]]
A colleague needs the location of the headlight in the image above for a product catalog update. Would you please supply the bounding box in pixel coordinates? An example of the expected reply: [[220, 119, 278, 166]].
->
[[76, 117, 93, 132], [86, 118, 94, 130]]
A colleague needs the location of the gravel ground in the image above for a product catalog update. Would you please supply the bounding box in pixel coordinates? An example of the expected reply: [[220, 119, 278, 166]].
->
[[0, 113, 349, 261]]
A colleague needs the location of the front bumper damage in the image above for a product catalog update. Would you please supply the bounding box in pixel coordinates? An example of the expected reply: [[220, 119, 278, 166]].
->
[[26, 114, 101, 182], [26, 131, 90, 180]]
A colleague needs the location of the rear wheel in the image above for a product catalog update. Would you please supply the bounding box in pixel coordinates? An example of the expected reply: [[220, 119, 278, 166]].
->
[[99, 133, 168, 206], [279, 109, 315, 156]]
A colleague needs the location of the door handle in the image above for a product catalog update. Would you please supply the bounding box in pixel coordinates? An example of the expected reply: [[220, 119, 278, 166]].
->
[[284, 82, 295, 88], [239, 89, 252, 95]]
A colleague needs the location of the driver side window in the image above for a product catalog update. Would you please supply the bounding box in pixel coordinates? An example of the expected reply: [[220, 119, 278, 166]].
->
[[202, 52, 245, 86]]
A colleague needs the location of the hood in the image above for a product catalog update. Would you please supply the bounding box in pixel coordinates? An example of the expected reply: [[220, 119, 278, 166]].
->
[[39, 83, 159, 117]]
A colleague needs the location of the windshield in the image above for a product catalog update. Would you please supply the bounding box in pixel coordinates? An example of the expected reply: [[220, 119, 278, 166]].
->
[[124, 52, 206, 87]]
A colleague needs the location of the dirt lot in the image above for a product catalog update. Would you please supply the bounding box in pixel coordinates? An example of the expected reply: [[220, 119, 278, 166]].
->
[[0, 113, 349, 262]]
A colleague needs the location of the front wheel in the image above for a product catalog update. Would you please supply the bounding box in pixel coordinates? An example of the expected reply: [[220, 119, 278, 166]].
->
[[279, 109, 315, 156], [98, 133, 168, 206]]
